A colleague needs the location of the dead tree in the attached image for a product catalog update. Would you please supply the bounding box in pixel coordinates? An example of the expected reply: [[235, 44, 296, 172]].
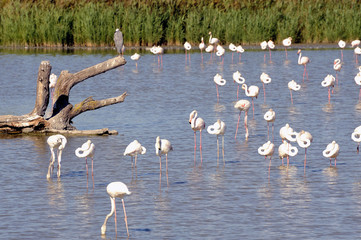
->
[[0, 56, 127, 135]]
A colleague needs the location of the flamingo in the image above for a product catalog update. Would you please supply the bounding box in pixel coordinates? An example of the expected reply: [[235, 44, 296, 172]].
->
[[288, 80, 301, 104], [189, 110, 205, 165], [333, 59, 342, 85], [123, 140, 146, 168], [297, 49, 310, 82], [216, 45, 225, 63], [184, 41, 191, 63], [242, 83, 259, 118], [354, 67, 361, 100], [279, 123, 298, 167], [351, 40, 361, 47], [264, 109, 275, 141], [258, 141, 275, 173], [155, 136, 173, 173], [46, 134, 67, 179], [236, 45, 245, 62], [260, 72, 271, 102], [355, 47, 361, 64], [214, 73, 226, 102], [234, 99, 251, 140], [207, 119, 226, 165], [205, 45, 214, 60], [233, 71, 246, 100], [101, 182, 131, 237], [352, 126, 361, 153], [321, 74, 335, 103], [278, 141, 298, 168], [229, 43, 237, 62], [260, 41, 268, 62], [49, 73, 58, 107], [154, 46, 164, 66], [130, 53, 141, 69], [323, 141, 340, 167], [282, 37, 292, 59], [267, 40, 275, 61], [199, 37, 205, 61], [338, 40, 346, 61], [75, 139, 95, 177], [209, 32, 219, 45], [296, 130, 313, 173]]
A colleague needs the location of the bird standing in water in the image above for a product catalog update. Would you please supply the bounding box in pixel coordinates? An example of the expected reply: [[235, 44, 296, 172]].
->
[[46, 134, 67, 179], [189, 110, 205, 165], [114, 29, 124, 56], [207, 119, 226, 165]]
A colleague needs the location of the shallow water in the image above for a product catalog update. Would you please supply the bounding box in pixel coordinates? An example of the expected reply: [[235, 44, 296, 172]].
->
[[1, 47, 361, 239]]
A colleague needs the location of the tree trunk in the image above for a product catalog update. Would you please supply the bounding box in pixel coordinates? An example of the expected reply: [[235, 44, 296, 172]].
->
[[0, 56, 127, 135]]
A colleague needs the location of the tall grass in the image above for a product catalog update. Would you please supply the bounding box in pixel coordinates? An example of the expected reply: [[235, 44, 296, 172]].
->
[[0, 0, 360, 47]]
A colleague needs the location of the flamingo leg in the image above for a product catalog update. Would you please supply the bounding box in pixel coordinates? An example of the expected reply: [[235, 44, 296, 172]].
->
[[269, 49, 272, 62], [267, 122, 270, 141], [222, 135, 225, 165], [159, 155, 162, 172], [85, 157, 88, 176], [290, 89, 293, 104], [335, 158, 337, 167], [122, 199, 129, 237], [341, 49, 343, 62], [166, 154, 169, 186], [264, 53, 266, 63], [272, 123, 274, 143], [237, 85, 239, 100], [239, 53, 242, 63], [304, 148, 307, 175], [200, 130, 203, 166], [357, 143, 360, 153], [235, 111, 242, 140], [114, 198, 118, 235], [263, 82, 266, 103], [285, 48, 288, 59], [135, 154, 137, 168], [244, 112, 249, 140], [268, 156, 272, 174], [252, 98, 255, 119], [216, 135, 219, 166], [216, 84, 219, 102], [328, 87, 331, 103], [194, 131, 197, 165]]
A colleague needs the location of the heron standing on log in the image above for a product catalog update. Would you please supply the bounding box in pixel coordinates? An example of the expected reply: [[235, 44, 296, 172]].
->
[[114, 28, 124, 56]]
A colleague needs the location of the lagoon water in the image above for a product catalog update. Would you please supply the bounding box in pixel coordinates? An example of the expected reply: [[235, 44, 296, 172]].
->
[[1, 46, 361, 239]]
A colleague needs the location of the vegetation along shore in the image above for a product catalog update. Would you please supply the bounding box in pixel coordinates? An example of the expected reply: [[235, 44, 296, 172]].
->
[[0, 0, 360, 47]]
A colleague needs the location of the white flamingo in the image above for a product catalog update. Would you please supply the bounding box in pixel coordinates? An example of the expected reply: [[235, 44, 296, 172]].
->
[[184, 41, 191, 63], [130, 53, 141, 68], [46, 134, 67, 179], [229, 43, 237, 62], [216, 45, 225, 63], [155, 136, 173, 173], [214, 73, 226, 102], [199, 37, 205, 61], [155, 46, 164, 66], [355, 47, 361, 64], [234, 99, 251, 140], [233, 71, 246, 100], [267, 40, 275, 61], [205, 45, 214, 60], [288, 80, 301, 104], [296, 130, 313, 173], [209, 32, 219, 45], [258, 141, 275, 173], [189, 110, 205, 165], [297, 49, 310, 82], [338, 40, 346, 61], [264, 108, 275, 141], [236, 45, 245, 62], [207, 119, 226, 165], [351, 126, 361, 153], [260, 72, 271, 102], [321, 74, 335, 103], [351, 40, 360, 47], [123, 140, 146, 168], [242, 83, 259, 118], [75, 139, 95, 177], [323, 141, 340, 167], [282, 37, 292, 59], [278, 141, 298, 168], [101, 182, 131, 237], [354, 66, 361, 100], [333, 58, 342, 84], [260, 40, 268, 62]]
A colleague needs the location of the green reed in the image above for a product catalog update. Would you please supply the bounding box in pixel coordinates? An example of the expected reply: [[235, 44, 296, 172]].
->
[[0, 0, 360, 47]]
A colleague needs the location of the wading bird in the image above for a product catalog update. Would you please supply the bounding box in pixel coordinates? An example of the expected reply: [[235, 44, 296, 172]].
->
[[234, 99, 251, 140], [123, 140, 146, 168], [278, 141, 298, 168], [233, 71, 246, 100], [323, 141, 340, 167], [130, 53, 141, 69], [288, 80, 301, 104], [267, 40, 275, 61], [242, 83, 259, 118], [114, 29, 124, 56], [199, 37, 205, 61], [296, 130, 313, 173], [297, 49, 310, 82], [214, 73, 226, 102], [184, 41, 191, 63], [260, 72, 271, 102], [101, 182, 131, 237], [333, 59, 342, 85], [46, 134, 67, 179], [264, 109, 275, 141], [229, 43, 237, 62], [189, 110, 205, 165], [260, 41, 268, 62], [75, 140, 95, 177], [354, 66, 361, 100], [282, 37, 292, 59], [351, 126, 361, 153], [338, 40, 346, 61], [321, 74, 335, 103], [155, 136, 173, 173], [258, 141, 275, 173], [207, 119, 226, 165]]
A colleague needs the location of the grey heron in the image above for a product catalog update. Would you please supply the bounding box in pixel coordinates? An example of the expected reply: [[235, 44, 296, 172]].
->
[[114, 28, 124, 56]]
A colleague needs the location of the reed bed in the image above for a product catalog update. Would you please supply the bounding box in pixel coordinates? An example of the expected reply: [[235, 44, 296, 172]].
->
[[0, 0, 360, 47]]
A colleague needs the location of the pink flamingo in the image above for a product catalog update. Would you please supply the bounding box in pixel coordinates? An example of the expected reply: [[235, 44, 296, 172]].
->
[[189, 110, 205, 165], [184, 41, 191, 64], [354, 66, 361, 100], [264, 109, 275, 141], [258, 141, 275, 173], [338, 40, 346, 61], [333, 59, 342, 85], [323, 141, 340, 167], [242, 83, 259, 118], [214, 73, 226, 102], [282, 37, 292, 59], [321, 74, 335, 103], [260, 72, 271, 102], [288, 80, 301, 104], [296, 130, 313, 174], [297, 49, 310, 82], [234, 99, 251, 140], [233, 71, 246, 100]]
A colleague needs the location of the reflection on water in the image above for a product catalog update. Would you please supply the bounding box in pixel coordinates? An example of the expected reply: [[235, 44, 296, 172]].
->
[[2, 48, 361, 239]]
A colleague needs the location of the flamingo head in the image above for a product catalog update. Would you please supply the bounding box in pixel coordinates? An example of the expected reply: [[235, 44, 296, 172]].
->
[[297, 49, 301, 54]]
